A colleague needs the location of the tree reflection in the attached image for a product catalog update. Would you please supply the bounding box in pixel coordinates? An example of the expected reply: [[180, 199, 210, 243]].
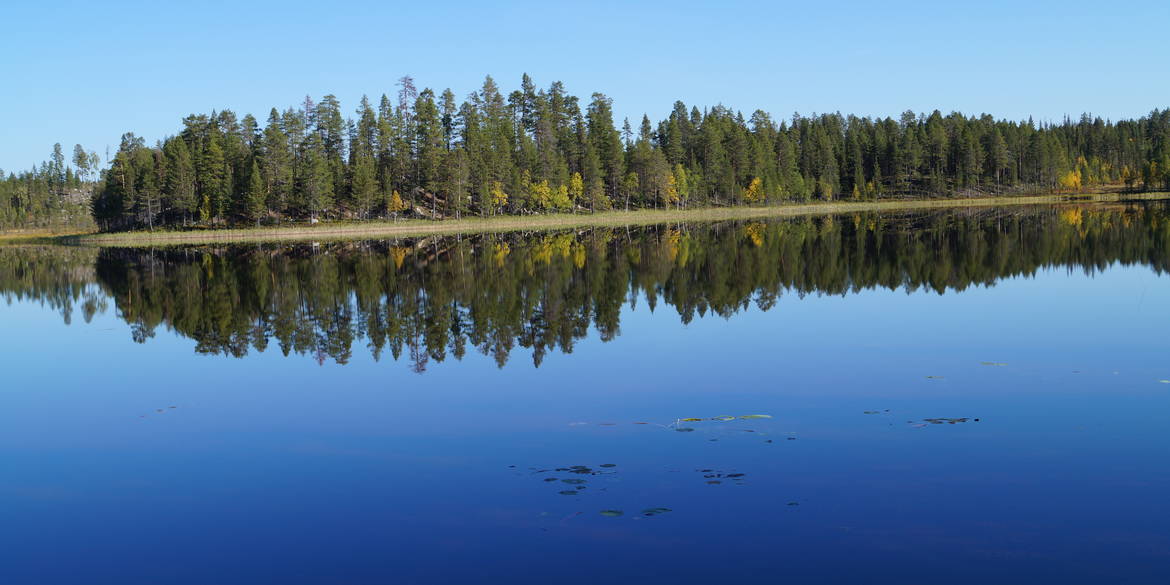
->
[[3, 202, 1167, 371]]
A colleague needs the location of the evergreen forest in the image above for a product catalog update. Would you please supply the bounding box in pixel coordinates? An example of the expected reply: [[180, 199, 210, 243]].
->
[[5, 75, 1170, 232]]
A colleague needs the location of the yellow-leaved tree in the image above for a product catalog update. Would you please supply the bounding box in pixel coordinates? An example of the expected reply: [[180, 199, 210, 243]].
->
[[1121, 165, 1136, 190], [568, 172, 584, 209], [673, 164, 689, 208], [1058, 170, 1082, 192], [387, 190, 406, 221], [528, 178, 553, 210], [489, 181, 509, 213], [551, 184, 573, 211], [663, 174, 680, 208], [743, 177, 764, 204]]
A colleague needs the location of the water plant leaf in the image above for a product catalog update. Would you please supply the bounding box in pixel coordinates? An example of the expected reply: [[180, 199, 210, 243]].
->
[[738, 414, 772, 419], [711, 416, 736, 422], [923, 417, 970, 425], [679, 417, 703, 422]]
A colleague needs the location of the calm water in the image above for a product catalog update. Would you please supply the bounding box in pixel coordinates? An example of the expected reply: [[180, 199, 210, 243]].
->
[[2, 202, 1169, 584]]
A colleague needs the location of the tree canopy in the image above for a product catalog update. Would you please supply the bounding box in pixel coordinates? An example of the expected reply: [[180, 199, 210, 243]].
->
[[11, 74, 1169, 232]]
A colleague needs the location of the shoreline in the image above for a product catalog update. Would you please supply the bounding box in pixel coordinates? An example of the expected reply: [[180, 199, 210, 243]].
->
[[58, 191, 1170, 246]]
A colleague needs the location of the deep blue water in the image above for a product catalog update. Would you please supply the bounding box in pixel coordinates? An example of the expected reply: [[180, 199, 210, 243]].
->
[[1, 204, 1169, 584]]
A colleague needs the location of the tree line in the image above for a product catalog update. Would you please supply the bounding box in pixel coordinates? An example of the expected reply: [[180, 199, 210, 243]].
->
[[6, 201, 1162, 370], [88, 74, 1170, 231], [0, 144, 99, 230]]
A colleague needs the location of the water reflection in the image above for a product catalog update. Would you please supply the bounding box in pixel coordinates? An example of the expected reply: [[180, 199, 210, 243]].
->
[[3, 201, 1168, 370]]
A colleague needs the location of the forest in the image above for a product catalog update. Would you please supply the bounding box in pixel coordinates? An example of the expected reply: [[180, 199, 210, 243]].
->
[[0, 144, 98, 230], [84, 75, 1170, 231], [5, 201, 1167, 370]]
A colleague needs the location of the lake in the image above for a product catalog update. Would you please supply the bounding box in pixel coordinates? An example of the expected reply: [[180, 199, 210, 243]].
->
[[2, 200, 1169, 584]]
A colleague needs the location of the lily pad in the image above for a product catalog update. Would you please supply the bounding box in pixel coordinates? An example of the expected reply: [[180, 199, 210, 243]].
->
[[923, 417, 970, 425], [599, 510, 623, 517]]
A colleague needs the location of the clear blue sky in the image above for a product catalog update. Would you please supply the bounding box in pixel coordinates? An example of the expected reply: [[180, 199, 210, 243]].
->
[[3, 0, 1167, 172]]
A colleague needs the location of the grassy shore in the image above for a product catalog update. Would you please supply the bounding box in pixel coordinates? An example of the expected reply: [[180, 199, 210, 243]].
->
[[0, 228, 94, 244], [65, 191, 1170, 246]]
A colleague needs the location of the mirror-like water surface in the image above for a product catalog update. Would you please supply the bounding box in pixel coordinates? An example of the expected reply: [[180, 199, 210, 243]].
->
[[2, 201, 1169, 584]]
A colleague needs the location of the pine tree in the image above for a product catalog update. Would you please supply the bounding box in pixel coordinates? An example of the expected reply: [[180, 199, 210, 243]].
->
[[162, 137, 197, 223], [351, 153, 378, 219], [244, 158, 266, 224]]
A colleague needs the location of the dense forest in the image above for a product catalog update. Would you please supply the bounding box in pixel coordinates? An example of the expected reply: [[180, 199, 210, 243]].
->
[[0, 144, 99, 230], [89, 75, 1170, 231], [6, 201, 1166, 370]]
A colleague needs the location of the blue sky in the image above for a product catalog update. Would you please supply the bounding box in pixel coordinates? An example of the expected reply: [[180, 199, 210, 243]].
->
[[3, 0, 1167, 172]]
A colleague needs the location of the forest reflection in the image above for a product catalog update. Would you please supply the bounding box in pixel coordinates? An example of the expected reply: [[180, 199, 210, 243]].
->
[[4, 202, 1167, 372]]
